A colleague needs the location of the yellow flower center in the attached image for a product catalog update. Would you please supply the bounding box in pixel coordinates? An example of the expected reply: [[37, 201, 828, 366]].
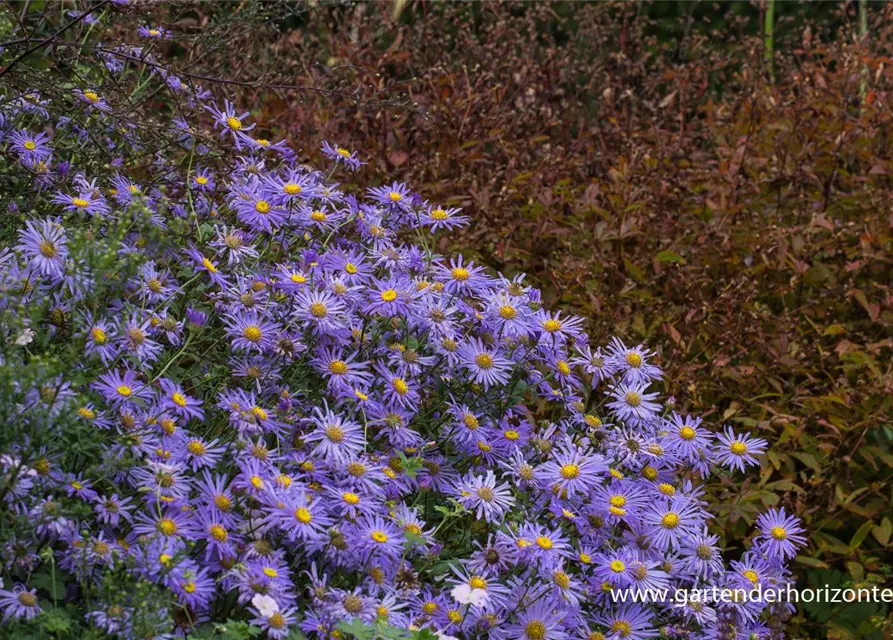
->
[[78, 407, 95, 419], [543, 319, 561, 332], [525, 620, 546, 640], [535, 536, 553, 550], [392, 378, 409, 396], [294, 507, 312, 524], [380, 289, 398, 302], [469, 576, 487, 589], [327, 360, 349, 375], [309, 302, 328, 318], [342, 492, 360, 505], [283, 183, 302, 195], [560, 463, 580, 479], [371, 530, 389, 543], [337, 147, 351, 157], [451, 267, 469, 281], [157, 518, 177, 535], [214, 494, 232, 511], [661, 512, 680, 528], [611, 621, 632, 638], [243, 326, 262, 342], [24, 140, 37, 150], [83, 91, 100, 103], [658, 483, 676, 496], [255, 200, 270, 214], [209, 524, 228, 541], [201, 257, 218, 273], [226, 116, 242, 130], [504, 429, 520, 440], [186, 440, 205, 456], [195, 176, 208, 185], [172, 392, 187, 407], [730, 441, 748, 455], [325, 425, 344, 443], [625, 352, 642, 368], [625, 391, 641, 407], [72, 197, 90, 208], [771, 526, 787, 540], [475, 353, 494, 369], [388, 191, 402, 202], [743, 569, 759, 584], [116, 385, 132, 397], [553, 571, 570, 588], [310, 211, 327, 222], [679, 426, 696, 440], [263, 567, 278, 578]]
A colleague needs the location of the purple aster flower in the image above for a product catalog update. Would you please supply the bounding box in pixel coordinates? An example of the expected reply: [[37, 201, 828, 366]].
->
[[8, 130, 52, 164], [536, 441, 606, 499], [643, 496, 704, 552], [322, 141, 363, 171], [92, 369, 151, 406], [18, 217, 68, 277], [191, 167, 215, 192], [504, 599, 568, 640], [205, 99, 255, 148], [50, 186, 110, 218], [368, 181, 411, 209], [453, 470, 515, 522], [303, 405, 366, 463], [294, 288, 347, 336], [754, 508, 807, 561], [606, 337, 663, 385], [421, 204, 469, 231], [77, 88, 111, 112], [364, 277, 417, 317], [231, 183, 288, 232], [458, 338, 513, 390], [535, 309, 586, 345], [436, 255, 492, 295], [713, 425, 767, 473], [139, 25, 172, 39], [606, 382, 661, 425], [223, 309, 279, 353], [596, 604, 658, 640], [93, 493, 135, 527], [0, 584, 41, 621], [157, 379, 204, 421]]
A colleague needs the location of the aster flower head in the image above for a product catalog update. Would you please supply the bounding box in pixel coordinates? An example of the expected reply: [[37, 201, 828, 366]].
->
[[714, 426, 768, 473], [18, 217, 68, 277], [754, 508, 807, 561], [9, 130, 52, 165], [322, 141, 364, 171], [453, 470, 515, 522], [458, 338, 513, 390]]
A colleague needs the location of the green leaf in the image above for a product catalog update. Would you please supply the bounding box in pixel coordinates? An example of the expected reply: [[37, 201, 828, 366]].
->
[[849, 520, 874, 550], [655, 249, 684, 263], [871, 517, 892, 546], [337, 618, 374, 640]]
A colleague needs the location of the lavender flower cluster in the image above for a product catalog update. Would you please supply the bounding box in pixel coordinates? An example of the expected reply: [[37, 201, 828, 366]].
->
[[0, 7, 806, 640]]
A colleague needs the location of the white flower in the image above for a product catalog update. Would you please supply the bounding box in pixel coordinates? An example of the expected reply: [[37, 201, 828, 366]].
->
[[251, 593, 279, 617], [435, 632, 459, 640], [15, 328, 34, 345], [450, 583, 489, 607]]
